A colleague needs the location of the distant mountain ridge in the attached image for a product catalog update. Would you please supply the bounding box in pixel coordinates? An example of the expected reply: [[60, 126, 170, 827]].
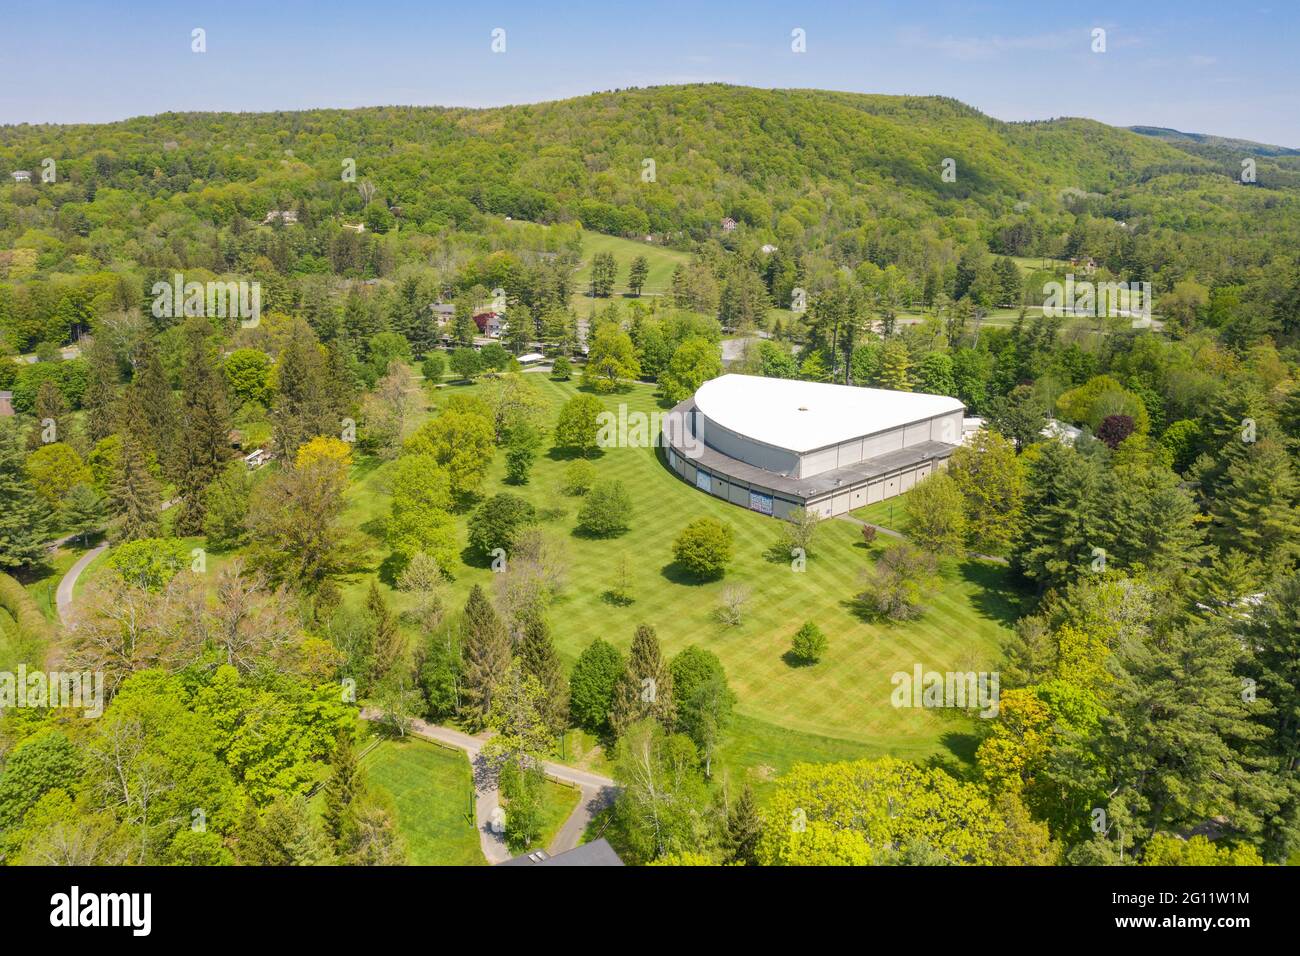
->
[[1129, 125, 1300, 157]]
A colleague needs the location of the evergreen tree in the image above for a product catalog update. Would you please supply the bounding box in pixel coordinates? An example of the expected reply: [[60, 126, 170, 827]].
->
[[874, 339, 912, 391], [128, 339, 179, 478], [238, 795, 334, 866], [273, 320, 336, 457], [108, 434, 161, 543], [321, 735, 366, 852], [1210, 439, 1300, 569], [367, 581, 403, 684], [1013, 441, 1105, 593], [724, 784, 763, 865], [0, 420, 53, 571], [1245, 573, 1300, 861], [62, 482, 106, 545], [610, 624, 676, 736], [518, 610, 569, 736], [1101, 463, 1209, 576], [27, 380, 69, 450], [174, 318, 231, 534], [459, 584, 511, 729], [82, 336, 120, 445]]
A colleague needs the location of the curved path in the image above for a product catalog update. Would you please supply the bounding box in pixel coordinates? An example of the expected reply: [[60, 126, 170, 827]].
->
[[360, 709, 617, 864], [56, 543, 108, 625]]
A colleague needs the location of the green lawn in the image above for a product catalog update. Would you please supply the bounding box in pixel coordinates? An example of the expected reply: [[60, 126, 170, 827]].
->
[[336, 375, 1023, 776], [359, 737, 484, 866], [356, 735, 581, 863], [852, 495, 916, 537], [571, 231, 689, 298]]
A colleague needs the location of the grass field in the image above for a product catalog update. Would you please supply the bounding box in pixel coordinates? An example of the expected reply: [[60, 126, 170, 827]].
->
[[571, 231, 689, 299], [334, 374, 1023, 780], [358, 737, 484, 866], [357, 736, 581, 863]]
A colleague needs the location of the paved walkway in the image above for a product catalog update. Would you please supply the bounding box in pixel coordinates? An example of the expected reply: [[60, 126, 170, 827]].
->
[[834, 513, 1009, 565], [360, 710, 617, 864], [56, 543, 107, 625]]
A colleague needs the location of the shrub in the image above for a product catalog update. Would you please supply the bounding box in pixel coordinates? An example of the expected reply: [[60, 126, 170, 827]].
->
[[576, 479, 633, 537], [672, 517, 734, 579], [550, 355, 571, 381], [562, 459, 598, 495], [790, 621, 828, 663]]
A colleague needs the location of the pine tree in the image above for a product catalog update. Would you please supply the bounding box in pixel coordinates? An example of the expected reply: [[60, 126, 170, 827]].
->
[[519, 610, 569, 735], [128, 339, 179, 478], [27, 380, 69, 450], [108, 434, 161, 543], [174, 318, 231, 534], [321, 735, 366, 851], [1101, 464, 1208, 576], [875, 339, 913, 391], [62, 482, 106, 545], [1245, 573, 1300, 860], [82, 336, 120, 445], [1013, 441, 1106, 593], [239, 795, 335, 866], [0, 420, 53, 571], [1210, 439, 1300, 569], [609, 624, 676, 736], [724, 784, 763, 865], [272, 320, 335, 456], [367, 581, 403, 684], [459, 584, 511, 729]]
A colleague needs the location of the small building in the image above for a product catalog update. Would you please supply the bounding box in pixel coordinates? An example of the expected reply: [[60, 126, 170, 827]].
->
[[341, 222, 365, 233], [961, 416, 985, 444], [1042, 418, 1083, 446], [721, 217, 737, 233], [262, 210, 299, 225], [10, 171, 31, 183], [429, 302, 455, 326], [760, 243, 778, 254], [473, 311, 503, 337], [517, 352, 545, 366], [0, 391, 13, 417], [243, 448, 269, 469], [500, 838, 624, 867]]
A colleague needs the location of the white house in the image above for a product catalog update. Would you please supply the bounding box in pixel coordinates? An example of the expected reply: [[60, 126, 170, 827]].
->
[[11, 171, 32, 183]]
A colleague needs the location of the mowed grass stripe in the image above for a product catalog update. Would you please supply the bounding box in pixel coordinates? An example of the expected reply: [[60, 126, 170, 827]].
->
[[339, 376, 1021, 763]]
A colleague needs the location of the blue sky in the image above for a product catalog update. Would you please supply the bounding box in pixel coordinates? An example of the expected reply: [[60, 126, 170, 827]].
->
[[1, 0, 1296, 145]]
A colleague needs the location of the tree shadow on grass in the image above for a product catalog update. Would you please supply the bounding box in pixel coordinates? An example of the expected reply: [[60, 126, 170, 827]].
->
[[601, 589, 635, 607], [376, 552, 406, 588], [545, 447, 605, 463], [958, 559, 1031, 628], [927, 730, 983, 780], [781, 650, 817, 669], [659, 561, 717, 587]]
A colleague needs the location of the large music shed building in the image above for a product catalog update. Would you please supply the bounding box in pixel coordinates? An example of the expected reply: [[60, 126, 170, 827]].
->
[[661, 374, 964, 519]]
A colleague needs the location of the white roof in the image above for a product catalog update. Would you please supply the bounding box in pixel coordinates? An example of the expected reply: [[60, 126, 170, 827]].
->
[[694, 374, 963, 453]]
